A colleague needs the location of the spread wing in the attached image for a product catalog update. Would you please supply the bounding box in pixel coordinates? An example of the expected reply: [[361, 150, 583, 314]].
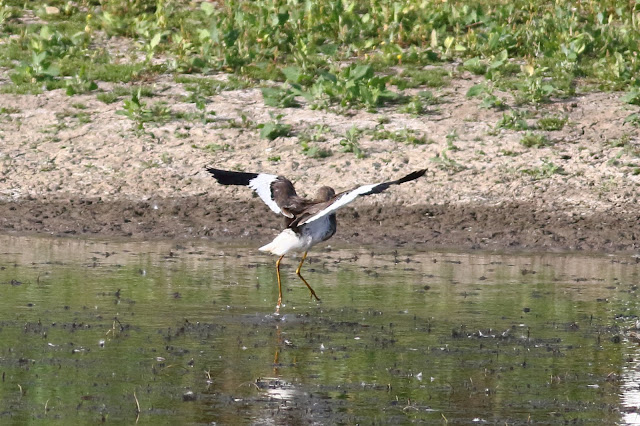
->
[[291, 169, 427, 228], [205, 167, 307, 218]]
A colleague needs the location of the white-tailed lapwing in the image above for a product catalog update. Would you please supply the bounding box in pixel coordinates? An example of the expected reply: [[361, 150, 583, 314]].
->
[[206, 167, 426, 308]]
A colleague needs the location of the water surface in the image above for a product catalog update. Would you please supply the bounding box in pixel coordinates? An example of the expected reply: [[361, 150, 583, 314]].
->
[[0, 235, 639, 424]]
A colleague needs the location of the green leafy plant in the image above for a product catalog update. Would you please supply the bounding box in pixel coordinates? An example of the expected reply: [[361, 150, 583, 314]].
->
[[399, 91, 438, 115], [521, 158, 565, 180], [430, 149, 465, 172], [517, 65, 555, 104], [339, 127, 365, 158], [466, 83, 506, 110], [258, 114, 291, 140], [624, 113, 640, 127], [390, 67, 450, 90], [298, 124, 331, 158], [300, 141, 332, 159], [496, 110, 528, 130], [621, 88, 640, 106], [195, 143, 232, 153], [116, 88, 152, 131], [289, 64, 399, 111], [12, 51, 60, 82], [370, 125, 429, 145], [261, 87, 300, 108], [65, 67, 98, 96], [537, 115, 567, 131], [520, 131, 552, 148]]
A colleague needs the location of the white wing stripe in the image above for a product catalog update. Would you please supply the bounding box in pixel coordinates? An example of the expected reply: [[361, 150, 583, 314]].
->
[[248, 174, 281, 215], [304, 183, 377, 224]]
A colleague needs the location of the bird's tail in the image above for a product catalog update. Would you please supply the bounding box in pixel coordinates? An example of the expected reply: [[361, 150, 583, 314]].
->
[[259, 229, 302, 256]]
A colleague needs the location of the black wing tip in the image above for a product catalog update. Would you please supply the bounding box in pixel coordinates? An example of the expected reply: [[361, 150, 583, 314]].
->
[[396, 168, 427, 184], [205, 166, 220, 176], [205, 167, 258, 186], [408, 168, 427, 179]]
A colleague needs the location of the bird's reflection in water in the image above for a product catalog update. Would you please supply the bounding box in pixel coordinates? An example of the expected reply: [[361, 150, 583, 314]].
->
[[621, 344, 640, 425], [255, 325, 301, 405]]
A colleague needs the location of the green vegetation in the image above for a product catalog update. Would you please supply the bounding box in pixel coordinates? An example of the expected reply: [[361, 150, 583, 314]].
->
[[261, 86, 300, 108], [537, 115, 567, 131], [258, 114, 291, 140], [340, 127, 365, 159], [298, 124, 332, 158], [1, 0, 640, 161], [521, 158, 565, 180], [194, 143, 232, 154], [390, 67, 450, 90], [371, 125, 430, 145], [520, 132, 552, 148], [1, 0, 638, 110], [399, 91, 439, 115], [466, 83, 507, 110], [496, 110, 529, 131]]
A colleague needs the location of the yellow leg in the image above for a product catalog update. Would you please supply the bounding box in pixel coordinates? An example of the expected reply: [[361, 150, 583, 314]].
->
[[296, 251, 320, 301], [276, 255, 285, 308]]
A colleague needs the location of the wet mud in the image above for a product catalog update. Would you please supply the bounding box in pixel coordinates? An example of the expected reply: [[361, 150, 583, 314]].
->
[[1, 196, 639, 252]]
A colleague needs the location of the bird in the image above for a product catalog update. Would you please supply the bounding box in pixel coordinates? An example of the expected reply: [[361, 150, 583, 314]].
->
[[206, 167, 427, 308]]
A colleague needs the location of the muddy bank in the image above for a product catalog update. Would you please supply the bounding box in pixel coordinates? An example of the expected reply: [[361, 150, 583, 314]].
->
[[1, 76, 638, 253], [1, 197, 638, 252]]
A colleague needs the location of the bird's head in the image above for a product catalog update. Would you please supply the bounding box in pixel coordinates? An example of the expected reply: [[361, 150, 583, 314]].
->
[[315, 186, 335, 202]]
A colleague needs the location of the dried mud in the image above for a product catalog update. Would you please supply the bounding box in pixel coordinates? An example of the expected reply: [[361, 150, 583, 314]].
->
[[0, 73, 639, 252]]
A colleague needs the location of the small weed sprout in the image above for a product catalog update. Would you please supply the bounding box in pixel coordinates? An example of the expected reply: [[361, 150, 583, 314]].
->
[[339, 127, 365, 159], [520, 132, 552, 148]]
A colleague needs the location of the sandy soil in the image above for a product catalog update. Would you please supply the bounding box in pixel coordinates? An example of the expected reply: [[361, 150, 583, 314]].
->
[[0, 72, 638, 252]]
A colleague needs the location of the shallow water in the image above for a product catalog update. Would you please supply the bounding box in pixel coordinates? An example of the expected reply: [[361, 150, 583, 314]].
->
[[0, 235, 639, 424]]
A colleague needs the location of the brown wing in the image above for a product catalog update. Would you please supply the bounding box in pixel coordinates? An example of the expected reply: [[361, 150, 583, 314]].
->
[[206, 167, 311, 218], [289, 169, 427, 228]]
